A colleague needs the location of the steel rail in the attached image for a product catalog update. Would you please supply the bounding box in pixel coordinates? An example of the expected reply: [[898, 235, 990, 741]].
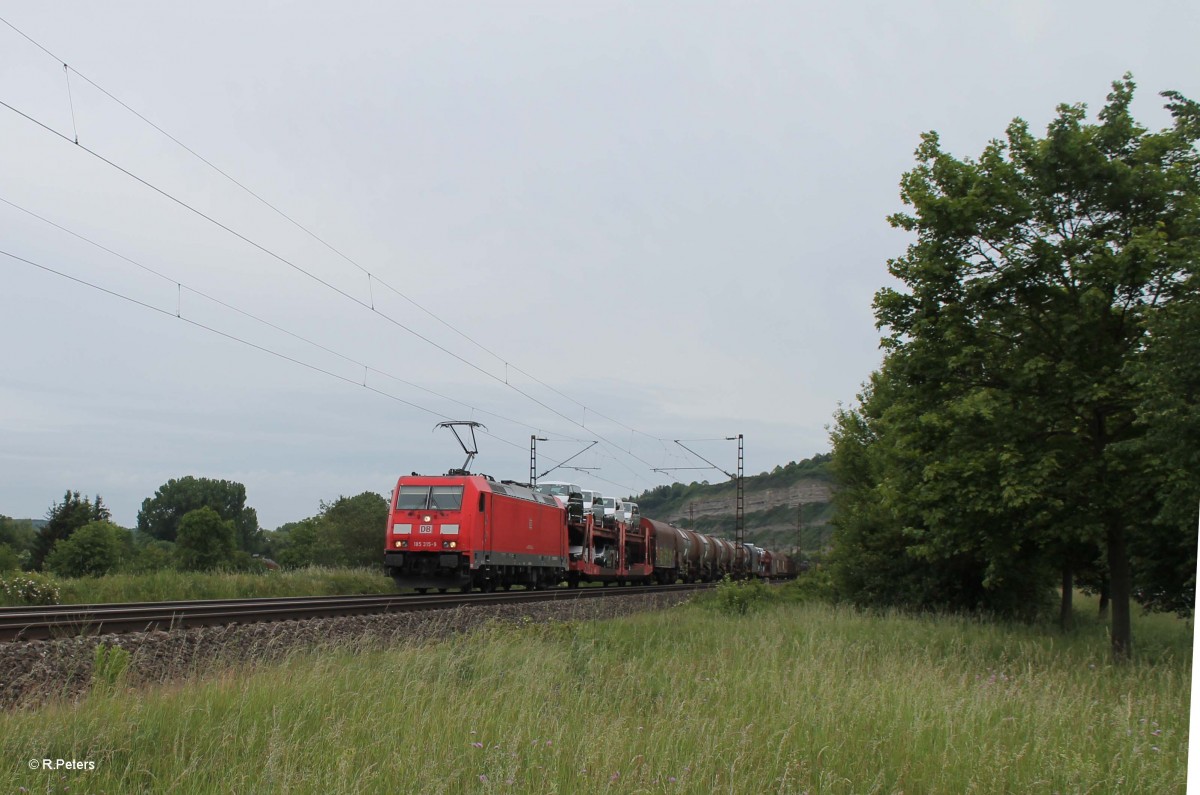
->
[[0, 583, 711, 642]]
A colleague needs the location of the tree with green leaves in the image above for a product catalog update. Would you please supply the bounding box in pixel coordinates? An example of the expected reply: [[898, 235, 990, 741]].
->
[[1127, 276, 1200, 615], [0, 544, 19, 572], [31, 491, 111, 571], [174, 507, 237, 571], [833, 76, 1199, 660], [44, 520, 132, 578], [313, 492, 388, 568], [0, 515, 37, 562], [138, 476, 261, 551], [266, 517, 322, 569]]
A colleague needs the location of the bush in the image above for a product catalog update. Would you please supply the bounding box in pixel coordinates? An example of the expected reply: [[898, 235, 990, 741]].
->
[[228, 551, 269, 573], [45, 520, 131, 578], [0, 543, 20, 572], [0, 572, 61, 605], [711, 575, 774, 615], [175, 508, 237, 571], [779, 566, 836, 603], [122, 539, 177, 574]]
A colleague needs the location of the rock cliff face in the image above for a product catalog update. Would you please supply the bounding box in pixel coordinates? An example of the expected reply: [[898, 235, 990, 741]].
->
[[664, 480, 833, 524]]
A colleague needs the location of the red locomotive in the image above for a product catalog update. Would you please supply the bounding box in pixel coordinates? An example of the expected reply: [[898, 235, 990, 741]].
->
[[383, 474, 567, 593]]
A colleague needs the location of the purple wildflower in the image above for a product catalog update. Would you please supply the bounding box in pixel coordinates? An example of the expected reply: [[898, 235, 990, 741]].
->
[[480, 774, 489, 783], [473, 742, 484, 748]]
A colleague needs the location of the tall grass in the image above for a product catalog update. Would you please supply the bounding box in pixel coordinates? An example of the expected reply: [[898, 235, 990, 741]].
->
[[0, 566, 394, 606], [1, 593, 1188, 793]]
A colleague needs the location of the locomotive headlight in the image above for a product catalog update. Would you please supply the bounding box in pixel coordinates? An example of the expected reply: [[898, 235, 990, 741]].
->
[[423, 515, 432, 523], [395, 540, 403, 548]]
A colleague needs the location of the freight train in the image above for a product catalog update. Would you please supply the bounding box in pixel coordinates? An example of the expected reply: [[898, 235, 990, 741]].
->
[[382, 471, 796, 593]]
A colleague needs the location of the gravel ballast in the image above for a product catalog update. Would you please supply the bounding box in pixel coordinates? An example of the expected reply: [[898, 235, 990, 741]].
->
[[0, 591, 694, 710]]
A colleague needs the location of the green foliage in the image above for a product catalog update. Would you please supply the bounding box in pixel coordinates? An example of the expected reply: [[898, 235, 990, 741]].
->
[[778, 564, 835, 603], [266, 517, 321, 568], [1127, 279, 1200, 615], [705, 575, 774, 615], [0, 515, 36, 560], [138, 476, 261, 551], [122, 538, 177, 574], [92, 643, 131, 691], [830, 371, 1057, 620], [314, 492, 389, 568], [174, 507, 237, 572], [267, 493, 388, 569], [31, 491, 110, 570], [0, 571, 60, 605], [51, 566, 390, 604], [832, 78, 1200, 649], [44, 520, 132, 579], [0, 543, 20, 572]]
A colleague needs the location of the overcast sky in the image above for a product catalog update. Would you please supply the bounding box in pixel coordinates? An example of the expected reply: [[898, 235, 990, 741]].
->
[[1, 2, 1196, 530]]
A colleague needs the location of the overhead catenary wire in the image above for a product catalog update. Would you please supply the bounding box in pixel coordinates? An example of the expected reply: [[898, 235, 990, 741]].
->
[[0, 245, 614, 480], [0, 95, 671, 480], [0, 18, 755, 492], [0, 194, 587, 442], [0, 92, 672, 489], [0, 14, 672, 441], [0, 246, 445, 420], [0, 14, 676, 449]]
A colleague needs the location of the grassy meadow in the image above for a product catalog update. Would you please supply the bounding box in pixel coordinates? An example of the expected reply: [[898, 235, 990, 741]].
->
[[0, 566, 394, 606], [1, 587, 1190, 793]]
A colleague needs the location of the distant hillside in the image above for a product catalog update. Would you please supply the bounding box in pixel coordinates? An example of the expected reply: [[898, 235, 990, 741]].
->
[[631, 454, 835, 554]]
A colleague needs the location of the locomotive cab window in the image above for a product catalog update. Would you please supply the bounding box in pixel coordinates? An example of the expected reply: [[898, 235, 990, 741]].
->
[[395, 486, 430, 510], [429, 486, 464, 511], [395, 485, 464, 510]]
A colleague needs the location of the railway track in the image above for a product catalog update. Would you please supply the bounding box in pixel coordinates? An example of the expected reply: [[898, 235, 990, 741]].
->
[[0, 583, 712, 642]]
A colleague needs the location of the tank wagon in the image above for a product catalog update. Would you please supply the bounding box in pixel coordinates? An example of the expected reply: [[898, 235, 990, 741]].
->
[[384, 471, 798, 592]]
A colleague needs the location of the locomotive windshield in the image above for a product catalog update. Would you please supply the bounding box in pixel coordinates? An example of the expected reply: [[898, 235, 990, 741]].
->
[[396, 486, 429, 510], [429, 486, 464, 510], [395, 485, 464, 511]]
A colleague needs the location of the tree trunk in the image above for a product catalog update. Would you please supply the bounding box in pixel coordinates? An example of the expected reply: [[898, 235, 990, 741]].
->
[[1098, 580, 1110, 619], [1060, 564, 1074, 632], [1107, 522, 1132, 662]]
